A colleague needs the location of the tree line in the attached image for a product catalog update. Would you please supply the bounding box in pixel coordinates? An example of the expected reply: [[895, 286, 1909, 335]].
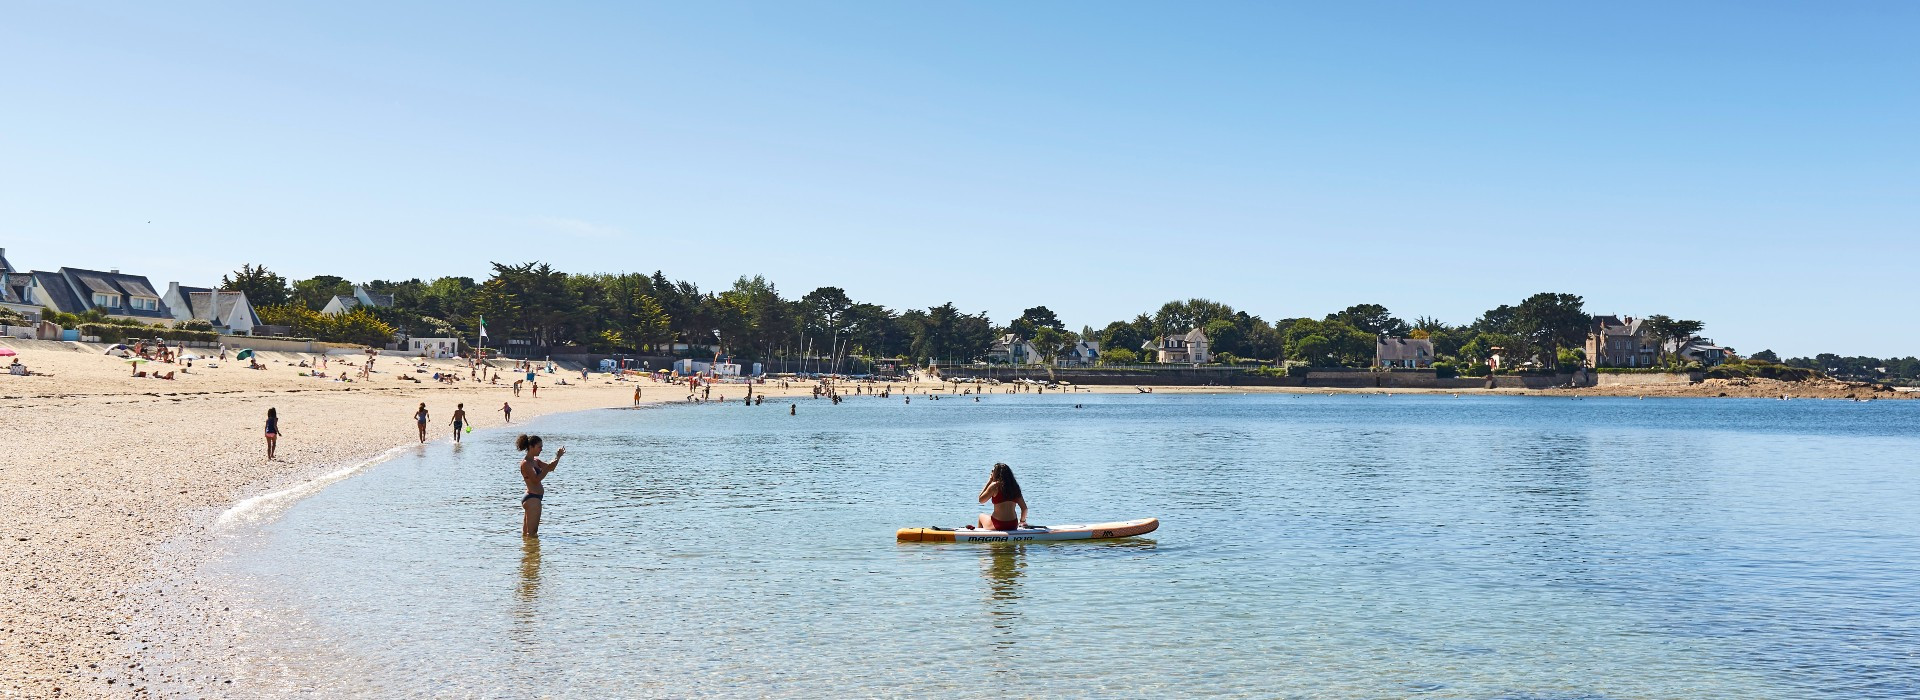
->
[[223, 261, 1890, 377]]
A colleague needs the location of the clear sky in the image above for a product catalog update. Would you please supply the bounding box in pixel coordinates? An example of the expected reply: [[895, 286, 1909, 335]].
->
[[2, 2, 1914, 357]]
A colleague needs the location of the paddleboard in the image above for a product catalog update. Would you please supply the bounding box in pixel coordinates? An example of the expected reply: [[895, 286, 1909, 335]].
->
[[896, 518, 1158, 542]]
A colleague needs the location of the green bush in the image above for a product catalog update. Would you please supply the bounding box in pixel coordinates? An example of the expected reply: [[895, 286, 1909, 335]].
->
[[1433, 361, 1458, 379], [76, 323, 220, 344]]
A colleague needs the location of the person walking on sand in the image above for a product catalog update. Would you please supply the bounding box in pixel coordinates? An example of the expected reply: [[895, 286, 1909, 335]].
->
[[532, 382, 539, 398], [516, 434, 565, 537], [500, 401, 513, 423], [451, 403, 468, 443], [414, 403, 430, 443], [264, 408, 282, 461], [633, 386, 642, 406]]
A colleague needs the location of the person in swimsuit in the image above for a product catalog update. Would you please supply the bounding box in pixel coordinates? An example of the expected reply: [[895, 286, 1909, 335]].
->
[[516, 434, 565, 537], [451, 403, 467, 443], [264, 408, 281, 461], [500, 401, 512, 423], [414, 403, 429, 443], [976, 462, 1029, 531]]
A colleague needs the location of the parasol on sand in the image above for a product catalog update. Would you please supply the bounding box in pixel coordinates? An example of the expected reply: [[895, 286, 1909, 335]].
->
[[0, 348, 17, 357], [235, 348, 255, 361]]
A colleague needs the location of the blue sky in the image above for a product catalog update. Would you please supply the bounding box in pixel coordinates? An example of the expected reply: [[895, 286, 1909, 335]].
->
[[2, 2, 1914, 357]]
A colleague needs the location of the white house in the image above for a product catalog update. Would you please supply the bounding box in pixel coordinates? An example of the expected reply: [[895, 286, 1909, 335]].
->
[[406, 337, 462, 358], [1062, 340, 1101, 366], [321, 284, 396, 316], [0, 248, 44, 322], [163, 282, 261, 335], [30, 267, 172, 323], [1143, 328, 1211, 364], [988, 333, 1040, 365], [1375, 336, 1435, 368]]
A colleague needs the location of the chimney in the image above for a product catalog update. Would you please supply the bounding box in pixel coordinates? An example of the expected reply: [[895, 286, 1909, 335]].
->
[[111, 268, 120, 274]]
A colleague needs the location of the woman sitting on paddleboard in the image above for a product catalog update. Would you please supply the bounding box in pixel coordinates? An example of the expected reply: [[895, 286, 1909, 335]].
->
[[517, 434, 564, 537], [977, 462, 1029, 531]]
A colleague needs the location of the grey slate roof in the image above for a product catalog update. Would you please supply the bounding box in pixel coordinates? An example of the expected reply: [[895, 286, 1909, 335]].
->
[[190, 291, 260, 327], [31, 271, 82, 313], [55, 267, 172, 319], [1376, 337, 1434, 362], [331, 295, 362, 311]]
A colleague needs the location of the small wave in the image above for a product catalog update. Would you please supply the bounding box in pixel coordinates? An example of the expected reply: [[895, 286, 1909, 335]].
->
[[215, 445, 413, 530]]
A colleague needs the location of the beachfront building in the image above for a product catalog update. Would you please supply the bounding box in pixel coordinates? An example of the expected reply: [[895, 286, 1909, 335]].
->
[[1376, 336, 1435, 368], [321, 284, 396, 316], [163, 283, 262, 335], [1143, 328, 1211, 364], [1585, 315, 1658, 367], [406, 337, 462, 358], [988, 333, 1040, 365], [0, 248, 45, 323], [1062, 340, 1101, 366], [28, 267, 173, 323], [1668, 337, 1732, 366]]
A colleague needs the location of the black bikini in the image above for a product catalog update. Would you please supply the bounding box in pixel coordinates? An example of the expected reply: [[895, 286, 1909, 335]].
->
[[522, 462, 544, 503]]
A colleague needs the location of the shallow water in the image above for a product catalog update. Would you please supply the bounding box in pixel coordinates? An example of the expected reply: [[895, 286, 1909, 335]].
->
[[214, 393, 1920, 698]]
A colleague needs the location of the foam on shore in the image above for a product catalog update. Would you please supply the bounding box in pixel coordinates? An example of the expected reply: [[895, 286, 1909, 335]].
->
[[215, 445, 414, 530]]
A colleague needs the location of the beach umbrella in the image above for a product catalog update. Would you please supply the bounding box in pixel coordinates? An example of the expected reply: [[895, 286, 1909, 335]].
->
[[235, 348, 255, 361], [0, 348, 15, 357]]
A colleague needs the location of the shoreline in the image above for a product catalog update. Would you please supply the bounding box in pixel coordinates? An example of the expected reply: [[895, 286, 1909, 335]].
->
[[4, 339, 1907, 697]]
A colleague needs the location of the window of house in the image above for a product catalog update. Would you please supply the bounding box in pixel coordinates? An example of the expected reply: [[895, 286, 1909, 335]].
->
[[130, 297, 157, 311], [92, 293, 121, 308]]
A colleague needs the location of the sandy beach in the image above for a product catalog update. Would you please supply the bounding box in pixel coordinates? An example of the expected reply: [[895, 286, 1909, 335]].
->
[[0, 339, 1241, 697], [2, 338, 1906, 696]]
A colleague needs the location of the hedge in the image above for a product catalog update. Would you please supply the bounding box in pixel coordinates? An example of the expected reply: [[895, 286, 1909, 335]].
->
[[77, 323, 220, 343]]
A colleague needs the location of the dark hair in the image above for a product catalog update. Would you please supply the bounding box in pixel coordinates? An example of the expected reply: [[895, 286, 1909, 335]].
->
[[991, 462, 1021, 501], [515, 434, 541, 451], [267, 408, 277, 420]]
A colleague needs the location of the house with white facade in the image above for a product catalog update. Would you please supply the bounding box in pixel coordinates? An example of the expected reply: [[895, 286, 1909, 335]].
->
[[1375, 336, 1435, 368], [0, 248, 45, 322], [1142, 328, 1211, 364], [406, 337, 462, 358], [1062, 340, 1101, 366], [163, 282, 262, 335], [321, 285, 396, 315], [988, 333, 1040, 365], [28, 267, 173, 323]]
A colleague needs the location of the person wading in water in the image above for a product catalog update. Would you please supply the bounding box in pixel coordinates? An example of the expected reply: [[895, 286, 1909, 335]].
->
[[517, 434, 565, 538]]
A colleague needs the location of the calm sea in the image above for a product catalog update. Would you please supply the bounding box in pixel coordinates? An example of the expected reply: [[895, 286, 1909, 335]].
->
[[210, 393, 1920, 698]]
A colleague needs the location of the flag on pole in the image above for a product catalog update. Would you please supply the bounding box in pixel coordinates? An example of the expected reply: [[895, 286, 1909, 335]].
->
[[479, 316, 488, 339]]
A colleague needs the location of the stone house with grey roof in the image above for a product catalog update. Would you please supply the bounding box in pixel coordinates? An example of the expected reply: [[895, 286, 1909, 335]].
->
[[1585, 315, 1658, 368]]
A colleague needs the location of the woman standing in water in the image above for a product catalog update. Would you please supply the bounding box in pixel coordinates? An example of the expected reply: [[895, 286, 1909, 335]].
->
[[977, 462, 1028, 531], [414, 403, 429, 443], [264, 408, 281, 461], [517, 434, 564, 537]]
